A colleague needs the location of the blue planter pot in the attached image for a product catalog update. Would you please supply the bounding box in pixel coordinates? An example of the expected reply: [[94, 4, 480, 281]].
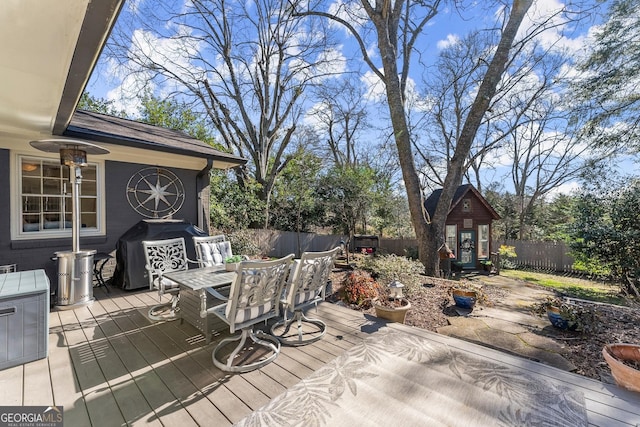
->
[[453, 289, 477, 309], [547, 307, 569, 329]]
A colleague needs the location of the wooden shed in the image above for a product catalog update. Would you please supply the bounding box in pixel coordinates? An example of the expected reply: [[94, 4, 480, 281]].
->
[[425, 184, 500, 269]]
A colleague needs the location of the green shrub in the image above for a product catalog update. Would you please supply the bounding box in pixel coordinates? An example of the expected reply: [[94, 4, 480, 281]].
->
[[227, 230, 261, 257], [404, 246, 419, 260], [530, 296, 601, 334], [357, 254, 424, 296], [498, 244, 517, 269]]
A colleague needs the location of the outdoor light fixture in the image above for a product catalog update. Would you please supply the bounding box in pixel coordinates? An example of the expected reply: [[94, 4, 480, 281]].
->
[[388, 278, 405, 299]]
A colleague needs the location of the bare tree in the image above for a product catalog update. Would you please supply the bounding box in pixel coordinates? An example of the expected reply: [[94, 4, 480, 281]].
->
[[104, 0, 340, 227], [294, 0, 534, 275], [308, 78, 370, 168], [417, 30, 495, 192], [418, 19, 588, 192], [420, 25, 612, 240], [507, 96, 613, 239]]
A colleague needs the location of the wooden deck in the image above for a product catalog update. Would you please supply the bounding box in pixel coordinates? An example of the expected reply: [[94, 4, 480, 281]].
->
[[1, 284, 639, 426]]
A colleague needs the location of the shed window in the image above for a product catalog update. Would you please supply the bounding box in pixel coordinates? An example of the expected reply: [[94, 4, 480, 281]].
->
[[478, 224, 489, 259], [462, 199, 471, 212], [445, 225, 457, 258], [15, 155, 104, 239]]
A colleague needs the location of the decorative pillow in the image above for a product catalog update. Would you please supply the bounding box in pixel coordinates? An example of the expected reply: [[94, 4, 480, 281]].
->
[[199, 242, 223, 266], [218, 241, 233, 262]]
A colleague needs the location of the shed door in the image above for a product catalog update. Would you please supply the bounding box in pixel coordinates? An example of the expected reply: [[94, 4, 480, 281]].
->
[[459, 231, 476, 269]]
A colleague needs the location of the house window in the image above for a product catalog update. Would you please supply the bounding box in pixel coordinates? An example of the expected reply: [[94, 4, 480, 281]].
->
[[462, 199, 471, 212], [445, 225, 457, 258], [16, 155, 104, 238], [478, 224, 489, 259]]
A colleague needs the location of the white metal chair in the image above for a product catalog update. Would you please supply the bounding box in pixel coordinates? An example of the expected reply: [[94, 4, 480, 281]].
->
[[207, 254, 294, 373], [193, 235, 227, 267], [142, 237, 196, 321], [271, 247, 340, 346], [0, 264, 17, 274]]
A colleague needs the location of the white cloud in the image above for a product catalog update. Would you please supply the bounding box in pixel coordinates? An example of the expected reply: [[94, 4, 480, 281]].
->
[[518, 0, 589, 55], [106, 73, 151, 117], [437, 34, 460, 50], [126, 0, 144, 14], [328, 0, 369, 33], [548, 181, 581, 197], [360, 69, 386, 102], [104, 27, 206, 116]]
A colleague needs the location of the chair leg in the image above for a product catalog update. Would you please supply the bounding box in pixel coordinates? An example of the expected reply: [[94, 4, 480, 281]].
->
[[271, 310, 327, 346], [212, 328, 280, 373], [148, 294, 180, 321]]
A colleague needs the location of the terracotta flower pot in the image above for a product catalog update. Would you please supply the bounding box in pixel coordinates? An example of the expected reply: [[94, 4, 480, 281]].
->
[[373, 298, 411, 324], [603, 343, 640, 392]]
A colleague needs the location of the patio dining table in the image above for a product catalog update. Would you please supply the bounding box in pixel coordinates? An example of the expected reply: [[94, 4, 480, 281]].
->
[[164, 267, 236, 343]]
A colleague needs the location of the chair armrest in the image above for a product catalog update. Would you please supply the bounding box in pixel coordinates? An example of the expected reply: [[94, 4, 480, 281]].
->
[[205, 287, 228, 301], [144, 263, 161, 290]]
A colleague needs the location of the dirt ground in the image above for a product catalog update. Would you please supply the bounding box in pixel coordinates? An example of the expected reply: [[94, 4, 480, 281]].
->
[[328, 269, 640, 382]]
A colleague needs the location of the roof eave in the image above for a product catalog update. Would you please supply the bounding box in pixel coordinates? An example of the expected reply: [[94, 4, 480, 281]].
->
[[52, 0, 125, 135], [64, 125, 247, 167]]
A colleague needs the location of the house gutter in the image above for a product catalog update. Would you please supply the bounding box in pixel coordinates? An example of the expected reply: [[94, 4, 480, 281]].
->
[[196, 158, 214, 234]]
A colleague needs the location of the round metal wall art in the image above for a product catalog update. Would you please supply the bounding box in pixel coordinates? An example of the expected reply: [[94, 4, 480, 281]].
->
[[126, 167, 185, 218]]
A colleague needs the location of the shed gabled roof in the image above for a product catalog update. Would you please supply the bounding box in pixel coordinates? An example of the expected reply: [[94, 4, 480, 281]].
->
[[424, 184, 501, 220], [65, 110, 246, 168]]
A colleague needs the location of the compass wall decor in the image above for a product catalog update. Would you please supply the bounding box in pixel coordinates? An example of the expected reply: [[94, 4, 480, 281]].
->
[[126, 167, 185, 218]]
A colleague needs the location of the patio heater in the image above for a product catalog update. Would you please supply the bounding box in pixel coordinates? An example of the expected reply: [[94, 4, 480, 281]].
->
[[30, 138, 109, 309]]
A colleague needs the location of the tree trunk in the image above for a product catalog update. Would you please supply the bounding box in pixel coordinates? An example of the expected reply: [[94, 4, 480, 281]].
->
[[367, 0, 532, 277], [426, 0, 533, 274]]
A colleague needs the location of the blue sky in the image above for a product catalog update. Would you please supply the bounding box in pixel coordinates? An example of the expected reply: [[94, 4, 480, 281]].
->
[[87, 1, 596, 110], [85, 0, 636, 196]]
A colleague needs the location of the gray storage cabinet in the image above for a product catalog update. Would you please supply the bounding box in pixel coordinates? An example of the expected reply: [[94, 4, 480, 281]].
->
[[0, 269, 49, 370]]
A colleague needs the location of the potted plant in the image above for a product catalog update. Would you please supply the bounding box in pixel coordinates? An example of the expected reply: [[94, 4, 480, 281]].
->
[[451, 282, 485, 310], [531, 297, 599, 333], [372, 278, 411, 324], [224, 255, 244, 271], [479, 260, 493, 273]]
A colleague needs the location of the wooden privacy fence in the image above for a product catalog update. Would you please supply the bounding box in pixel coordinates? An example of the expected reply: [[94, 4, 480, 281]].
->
[[495, 239, 575, 273], [250, 229, 345, 258], [248, 230, 575, 273]]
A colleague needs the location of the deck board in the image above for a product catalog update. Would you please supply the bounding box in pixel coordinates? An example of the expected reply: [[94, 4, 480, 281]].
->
[[5, 284, 639, 426], [46, 311, 92, 427], [86, 299, 163, 426], [0, 364, 23, 405]]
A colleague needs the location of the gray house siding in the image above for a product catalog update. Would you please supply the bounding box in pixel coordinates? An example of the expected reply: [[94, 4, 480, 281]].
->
[[0, 155, 202, 294], [0, 149, 13, 265], [102, 160, 201, 253]]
